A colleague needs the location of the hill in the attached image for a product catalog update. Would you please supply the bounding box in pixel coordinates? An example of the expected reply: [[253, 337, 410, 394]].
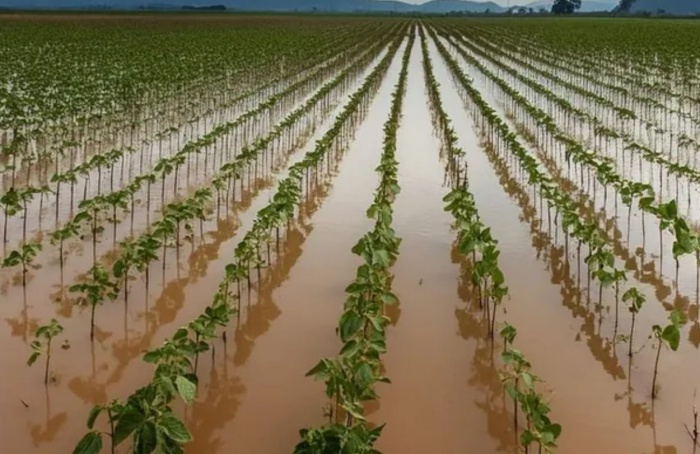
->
[[630, 0, 700, 14]]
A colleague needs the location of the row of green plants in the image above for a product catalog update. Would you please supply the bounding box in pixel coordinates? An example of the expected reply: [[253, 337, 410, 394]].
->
[[0, 22, 385, 259], [448, 26, 700, 192], [64, 31, 394, 341], [421, 27, 561, 453], [293, 30, 413, 454], [0, 28, 384, 252], [0, 20, 380, 189], [462, 20, 698, 122], [475, 24, 700, 133], [1, 32, 391, 291], [421, 28, 506, 338], [467, 23, 700, 173], [430, 26, 685, 400], [441, 30, 700, 282], [65, 27, 409, 454], [464, 25, 688, 128]]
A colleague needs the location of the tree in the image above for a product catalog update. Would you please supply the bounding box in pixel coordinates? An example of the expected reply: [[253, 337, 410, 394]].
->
[[551, 0, 581, 13], [616, 0, 636, 12]]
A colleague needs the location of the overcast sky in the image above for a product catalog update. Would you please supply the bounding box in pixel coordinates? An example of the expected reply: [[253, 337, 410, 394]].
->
[[399, 0, 513, 5]]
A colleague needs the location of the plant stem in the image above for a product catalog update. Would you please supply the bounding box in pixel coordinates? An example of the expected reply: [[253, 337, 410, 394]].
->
[[44, 338, 52, 385], [90, 303, 96, 341], [629, 313, 636, 358], [652, 338, 662, 399], [107, 408, 116, 454]]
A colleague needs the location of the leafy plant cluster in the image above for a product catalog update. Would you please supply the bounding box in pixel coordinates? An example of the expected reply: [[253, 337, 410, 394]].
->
[[68, 25, 410, 454], [0, 20, 382, 194], [1, 29, 388, 279], [433, 25, 690, 400], [441, 29, 700, 284], [66, 32, 394, 340], [293, 30, 414, 454], [9, 27, 386, 299], [421, 28, 561, 453], [469, 24, 700, 143], [447, 24, 700, 206], [432, 28, 628, 321]]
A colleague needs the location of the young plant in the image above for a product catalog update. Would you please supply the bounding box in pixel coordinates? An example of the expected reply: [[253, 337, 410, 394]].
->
[[69, 265, 119, 340], [28, 319, 64, 385], [74, 400, 124, 454], [1, 186, 20, 244], [651, 310, 687, 399], [500, 322, 517, 354], [622, 287, 646, 357], [2, 241, 42, 286]]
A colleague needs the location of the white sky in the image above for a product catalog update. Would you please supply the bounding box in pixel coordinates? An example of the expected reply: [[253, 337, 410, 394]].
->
[[399, 0, 511, 4]]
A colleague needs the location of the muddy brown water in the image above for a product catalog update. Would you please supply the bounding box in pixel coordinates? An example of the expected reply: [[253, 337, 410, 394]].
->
[[2, 26, 700, 454]]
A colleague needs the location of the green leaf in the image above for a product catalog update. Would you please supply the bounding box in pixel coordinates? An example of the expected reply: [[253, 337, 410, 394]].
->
[[380, 292, 399, 305], [520, 429, 536, 447], [305, 360, 329, 378], [662, 325, 681, 351], [175, 375, 197, 404], [27, 351, 40, 366], [135, 421, 157, 454], [339, 310, 363, 342], [143, 351, 160, 363], [158, 414, 192, 444], [173, 328, 189, 341], [670, 310, 687, 328], [371, 249, 390, 267], [87, 405, 103, 430], [113, 260, 126, 279], [491, 267, 505, 286], [355, 363, 375, 389], [345, 282, 365, 295], [72, 431, 103, 454], [113, 408, 144, 445], [548, 423, 562, 440]]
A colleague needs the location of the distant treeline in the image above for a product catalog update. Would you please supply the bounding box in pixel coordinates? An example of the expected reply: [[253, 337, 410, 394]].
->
[[182, 4, 225, 10]]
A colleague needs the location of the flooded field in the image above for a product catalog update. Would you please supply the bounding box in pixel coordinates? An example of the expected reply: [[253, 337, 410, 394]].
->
[[1, 14, 700, 454]]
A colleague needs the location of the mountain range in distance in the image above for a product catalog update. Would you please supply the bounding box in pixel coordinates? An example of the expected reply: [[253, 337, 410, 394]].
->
[[629, 0, 700, 14], [0, 0, 620, 13]]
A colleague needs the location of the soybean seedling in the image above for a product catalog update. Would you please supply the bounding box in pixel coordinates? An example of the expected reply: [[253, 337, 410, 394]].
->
[[651, 310, 687, 399], [69, 265, 119, 340], [622, 287, 646, 358], [500, 322, 517, 354], [28, 319, 64, 385], [2, 241, 42, 286]]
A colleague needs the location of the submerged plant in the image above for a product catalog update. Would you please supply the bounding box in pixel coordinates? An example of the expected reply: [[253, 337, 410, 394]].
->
[[69, 265, 119, 340], [622, 287, 646, 357], [651, 310, 687, 399], [28, 319, 64, 385], [2, 241, 42, 286]]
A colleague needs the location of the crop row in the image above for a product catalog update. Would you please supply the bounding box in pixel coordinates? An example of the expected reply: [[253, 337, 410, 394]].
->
[[431, 24, 689, 402], [65, 23, 409, 454]]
